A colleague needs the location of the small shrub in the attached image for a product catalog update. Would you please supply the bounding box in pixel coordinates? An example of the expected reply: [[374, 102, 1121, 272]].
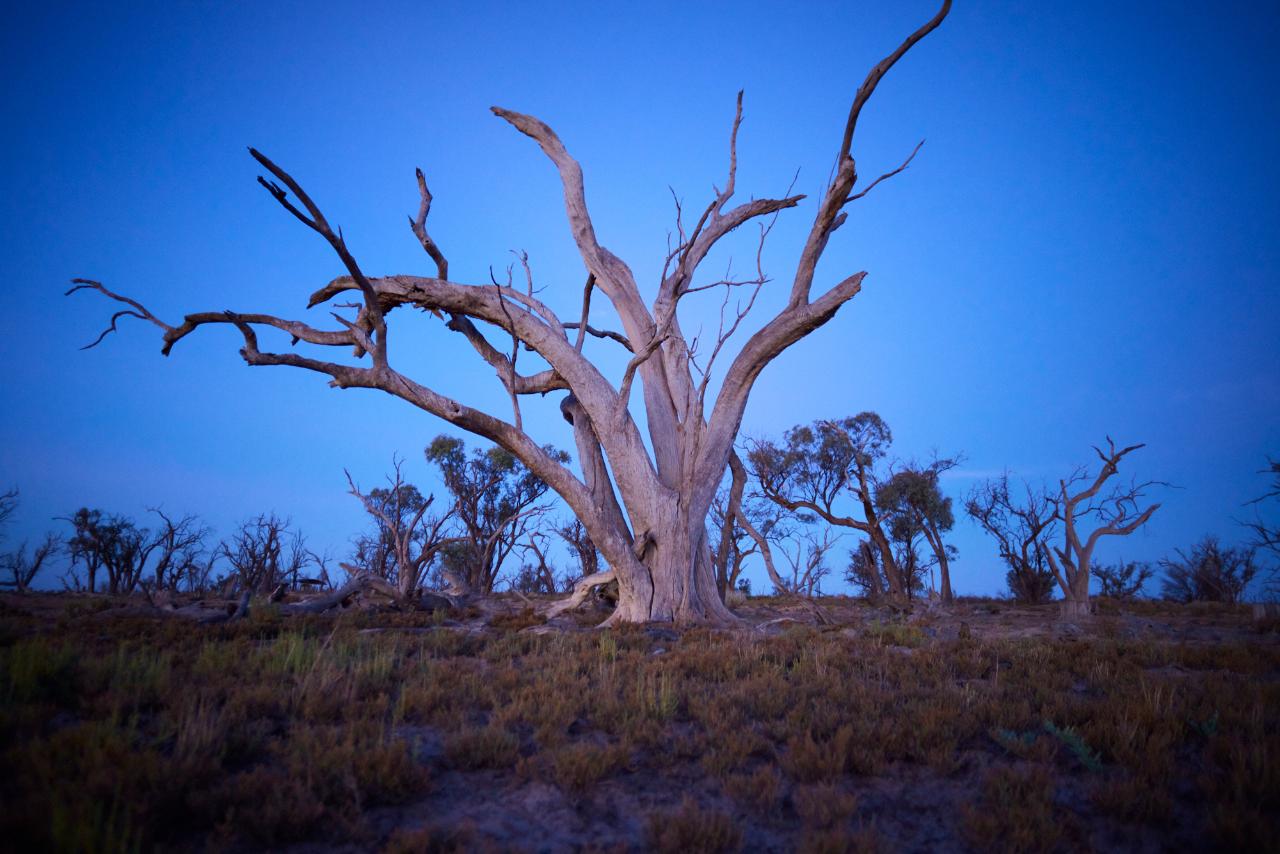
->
[[1160, 538, 1260, 604], [488, 607, 547, 632], [443, 725, 520, 770], [635, 667, 679, 721], [961, 765, 1063, 854], [647, 798, 742, 854], [214, 764, 325, 845], [799, 823, 885, 854], [546, 741, 628, 792], [1042, 720, 1102, 772], [863, 621, 925, 648], [725, 766, 782, 812], [1094, 561, 1154, 600], [1, 639, 78, 706], [48, 793, 143, 854], [701, 727, 773, 779], [782, 727, 852, 783], [1092, 773, 1172, 823], [793, 782, 858, 828]]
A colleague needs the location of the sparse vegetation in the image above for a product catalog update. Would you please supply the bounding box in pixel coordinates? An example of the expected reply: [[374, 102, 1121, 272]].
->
[[1160, 536, 1261, 604], [11, 0, 1277, 850], [1093, 560, 1154, 600], [0, 593, 1275, 850]]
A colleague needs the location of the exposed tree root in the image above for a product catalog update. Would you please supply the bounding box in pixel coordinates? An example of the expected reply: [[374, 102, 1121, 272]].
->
[[544, 570, 616, 619]]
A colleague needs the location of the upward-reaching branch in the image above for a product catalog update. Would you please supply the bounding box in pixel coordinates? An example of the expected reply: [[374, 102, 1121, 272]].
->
[[249, 148, 389, 366], [490, 107, 651, 341], [837, 1, 952, 166], [409, 168, 449, 279], [791, 1, 951, 309]]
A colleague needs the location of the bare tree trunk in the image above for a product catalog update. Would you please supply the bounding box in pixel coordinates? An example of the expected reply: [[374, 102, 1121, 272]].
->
[[1058, 596, 1091, 621], [921, 523, 953, 603]]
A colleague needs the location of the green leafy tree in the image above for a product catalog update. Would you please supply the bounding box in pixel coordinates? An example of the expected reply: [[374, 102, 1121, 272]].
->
[[876, 461, 960, 601], [425, 435, 567, 592], [748, 413, 943, 602]]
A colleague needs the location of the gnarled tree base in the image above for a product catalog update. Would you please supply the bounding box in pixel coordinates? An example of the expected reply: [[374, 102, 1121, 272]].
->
[[1058, 598, 1093, 620]]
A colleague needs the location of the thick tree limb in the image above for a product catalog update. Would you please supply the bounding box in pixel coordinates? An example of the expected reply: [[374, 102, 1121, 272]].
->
[[491, 107, 651, 336]]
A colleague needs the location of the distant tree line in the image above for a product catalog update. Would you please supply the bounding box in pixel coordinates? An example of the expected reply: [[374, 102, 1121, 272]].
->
[[0, 433, 597, 601], [719, 413, 1275, 616], [1, 431, 1275, 612]]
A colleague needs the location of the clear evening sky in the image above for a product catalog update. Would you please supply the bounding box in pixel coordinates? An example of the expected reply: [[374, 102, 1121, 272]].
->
[[1, 1, 1276, 595]]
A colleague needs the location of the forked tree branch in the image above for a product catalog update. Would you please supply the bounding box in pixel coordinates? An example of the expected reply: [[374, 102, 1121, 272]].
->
[[67, 279, 176, 348], [249, 148, 389, 366], [562, 322, 634, 352], [72, 1, 951, 625], [490, 106, 652, 342]]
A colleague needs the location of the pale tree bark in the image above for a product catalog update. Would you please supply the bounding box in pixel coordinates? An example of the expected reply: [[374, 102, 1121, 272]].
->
[[1046, 438, 1161, 619], [71, 3, 951, 624]]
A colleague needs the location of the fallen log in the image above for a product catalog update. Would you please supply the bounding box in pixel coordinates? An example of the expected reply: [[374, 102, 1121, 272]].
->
[[544, 570, 616, 619]]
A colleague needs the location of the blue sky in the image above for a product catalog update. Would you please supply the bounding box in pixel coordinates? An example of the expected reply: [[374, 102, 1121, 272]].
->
[[1, 1, 1277, 595]]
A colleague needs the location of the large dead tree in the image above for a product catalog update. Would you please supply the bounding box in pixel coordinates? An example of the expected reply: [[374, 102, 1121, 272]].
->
[[1047, 439, 1161, 619], [71, 3, 951, 625]]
